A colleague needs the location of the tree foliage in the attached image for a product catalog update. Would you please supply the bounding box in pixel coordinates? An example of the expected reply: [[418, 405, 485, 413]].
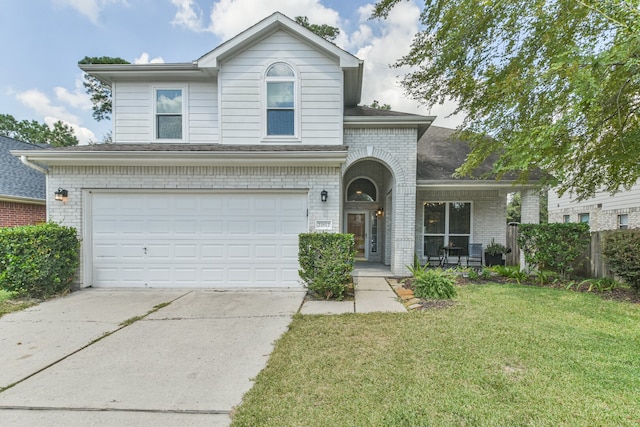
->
[[79, 56, 130, 122], [294, 16, 340, 42], [372, 0, 640, 200], [369, 100, 392, 110], [0, 114, 78, 147]]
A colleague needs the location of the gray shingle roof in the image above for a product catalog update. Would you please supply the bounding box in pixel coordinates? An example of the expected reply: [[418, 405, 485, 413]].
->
[[0, 136, 48, 201], [417, 126, 543, 181], [344, 106, 427, 117]]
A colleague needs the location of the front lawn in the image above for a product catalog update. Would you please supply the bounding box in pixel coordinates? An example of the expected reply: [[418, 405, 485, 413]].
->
[[231, 284, 640, 426]]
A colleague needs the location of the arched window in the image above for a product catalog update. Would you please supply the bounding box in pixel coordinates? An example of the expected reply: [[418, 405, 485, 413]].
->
[[347, 178, 377, 202], [265, 63, 295, 136]]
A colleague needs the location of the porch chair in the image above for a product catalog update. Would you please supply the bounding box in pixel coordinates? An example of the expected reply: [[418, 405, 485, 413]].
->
[[425, 244, 445, 267], [467, 243, 483, 268]]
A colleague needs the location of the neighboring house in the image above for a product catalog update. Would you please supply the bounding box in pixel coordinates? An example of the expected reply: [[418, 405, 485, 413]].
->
[[0, 136, 47, 227], [548, 183, 640, 231], [13, 12, 540, 289]]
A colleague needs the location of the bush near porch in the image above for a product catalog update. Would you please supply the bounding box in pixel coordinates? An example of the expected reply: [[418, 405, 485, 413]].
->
[[298, 233, 355, 300], [0, 223, 80, 299]]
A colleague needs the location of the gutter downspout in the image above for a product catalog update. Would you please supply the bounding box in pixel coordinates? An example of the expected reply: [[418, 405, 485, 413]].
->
[[20, 155, 48, 174]]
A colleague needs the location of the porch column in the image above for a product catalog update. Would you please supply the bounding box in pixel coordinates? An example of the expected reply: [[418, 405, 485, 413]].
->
[[391, 184, 416, 276], [519, 188, 540, 272]]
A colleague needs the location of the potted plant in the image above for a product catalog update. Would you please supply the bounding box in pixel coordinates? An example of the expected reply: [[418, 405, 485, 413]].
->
[[484, 239, 508, 266]]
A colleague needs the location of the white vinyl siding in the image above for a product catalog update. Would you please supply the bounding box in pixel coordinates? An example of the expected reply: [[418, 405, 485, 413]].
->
[[549, 182, 640, 211], [219, 29, 343, 145], [113, 82, 152, 143], [112, 81, 218, 144]]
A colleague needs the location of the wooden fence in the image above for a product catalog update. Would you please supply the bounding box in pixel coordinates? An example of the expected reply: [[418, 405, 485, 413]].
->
[[505, 224, 613, 278]]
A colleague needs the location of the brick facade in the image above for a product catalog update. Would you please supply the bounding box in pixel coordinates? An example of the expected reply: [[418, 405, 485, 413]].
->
[[47, 165, 341, 286], [415, 189, 508, 263], [0, 201, 46, 227], [343, 128, 417, 276], [548, 205, 640, 231]]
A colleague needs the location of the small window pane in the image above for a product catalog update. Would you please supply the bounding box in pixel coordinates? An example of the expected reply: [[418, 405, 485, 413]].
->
[[563, 215, 570, 223], [618, 214, 629, 230], [157, 115, 182, 139], [579, 213, 590, 224], [267, 82, 294, 108], [266, 64, 294, 77], [424, 202, 445, 234], [449, 202, 471, 234], [347, 178, 377, 202], [156, 90, 182, 113], [267, 110, 294, 135]]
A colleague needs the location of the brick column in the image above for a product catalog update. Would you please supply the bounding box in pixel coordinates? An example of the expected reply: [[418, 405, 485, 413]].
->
[[519, 188, 540, 272]]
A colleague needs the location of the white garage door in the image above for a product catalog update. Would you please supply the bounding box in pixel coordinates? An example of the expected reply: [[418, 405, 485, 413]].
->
[[91, 192, 307, 288]]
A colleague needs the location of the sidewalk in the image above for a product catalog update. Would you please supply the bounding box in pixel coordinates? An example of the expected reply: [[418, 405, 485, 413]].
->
[[299, 276, 406, 315]]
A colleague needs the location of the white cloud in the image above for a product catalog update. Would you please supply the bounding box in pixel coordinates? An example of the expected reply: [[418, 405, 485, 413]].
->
[[134, 52, 165, 64], [16, 88, 96, 145], [54, 76, 92, 110], [171, 0, 206, 32], [53, 0, 127, 25]]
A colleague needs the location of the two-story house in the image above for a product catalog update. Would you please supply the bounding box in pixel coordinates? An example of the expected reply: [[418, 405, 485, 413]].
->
[[548, 183, 640, 231], [14, 13, 540, 289]]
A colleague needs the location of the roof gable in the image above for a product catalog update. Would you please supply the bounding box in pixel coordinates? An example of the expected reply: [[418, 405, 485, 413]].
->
[[197, 12, 361, 69]]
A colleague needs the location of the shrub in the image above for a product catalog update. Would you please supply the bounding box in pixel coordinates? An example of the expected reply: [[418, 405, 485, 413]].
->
[[603, 230, 640, 291], [413, 268, 457, 299], [298, 233, 355, 300], [0, 223, 80, 298], [517, 223, 590, 279]]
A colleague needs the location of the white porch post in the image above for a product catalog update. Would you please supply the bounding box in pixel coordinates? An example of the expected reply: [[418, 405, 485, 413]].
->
[[519, 188, 540, 272]]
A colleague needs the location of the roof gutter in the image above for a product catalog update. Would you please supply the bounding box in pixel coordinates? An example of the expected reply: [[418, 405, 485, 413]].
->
[[14, 150, 348, 168], [20, 155, 48, 174]]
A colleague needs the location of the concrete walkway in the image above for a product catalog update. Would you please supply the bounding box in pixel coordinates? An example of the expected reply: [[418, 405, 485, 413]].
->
[[299, 276, 406, 315]]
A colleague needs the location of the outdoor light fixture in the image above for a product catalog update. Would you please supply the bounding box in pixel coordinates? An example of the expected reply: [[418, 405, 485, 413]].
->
[[54, 188, 68, 203], [321, 189, 328, 202], [376, 207, 384, 216]]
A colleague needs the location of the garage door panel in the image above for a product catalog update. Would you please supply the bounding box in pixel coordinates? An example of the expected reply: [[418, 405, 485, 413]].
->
[[92, 192, 307, 288]]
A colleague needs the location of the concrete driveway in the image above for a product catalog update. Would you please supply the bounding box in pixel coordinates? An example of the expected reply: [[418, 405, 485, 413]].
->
[[0, 288, 305, 426]]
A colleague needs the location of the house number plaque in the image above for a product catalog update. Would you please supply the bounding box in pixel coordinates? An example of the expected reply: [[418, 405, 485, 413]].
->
[[315, 220, 332, 230]]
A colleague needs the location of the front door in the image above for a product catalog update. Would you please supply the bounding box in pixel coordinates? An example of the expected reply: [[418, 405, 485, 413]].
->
[[347, 213, 367, 259]]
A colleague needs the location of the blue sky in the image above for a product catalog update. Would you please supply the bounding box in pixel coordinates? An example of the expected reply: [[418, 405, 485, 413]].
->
[[0, 0, 462, 144]]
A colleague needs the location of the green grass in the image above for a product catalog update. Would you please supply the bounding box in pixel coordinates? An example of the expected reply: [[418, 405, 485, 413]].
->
[[231, 284, 640, 426], [0, 290, 36, 318]]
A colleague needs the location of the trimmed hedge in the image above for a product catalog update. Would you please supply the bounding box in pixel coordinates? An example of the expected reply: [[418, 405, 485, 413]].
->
[[517, 223, 590, 279], [0, 223, 80, 298], [298, 233, 355, 300], [603, 229, 640, 290]]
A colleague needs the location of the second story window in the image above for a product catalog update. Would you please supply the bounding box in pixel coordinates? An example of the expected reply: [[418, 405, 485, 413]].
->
[[156, 89, 183, 140], [266, 63, 295, 136]]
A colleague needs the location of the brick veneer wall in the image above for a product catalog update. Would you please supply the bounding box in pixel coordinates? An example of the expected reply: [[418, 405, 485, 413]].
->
[[343, 128, 418, 276], [47, 165, 341, 286], [415, 189, 507, 263], [0, 201, 46, 227]]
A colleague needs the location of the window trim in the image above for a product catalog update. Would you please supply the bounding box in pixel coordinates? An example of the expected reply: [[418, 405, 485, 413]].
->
[[618, 214, 629, 230], [262, 62, 300, 142], [423, 201, 473, 255], [153, 85, 187, 143], [345, 177, 378, 202], [578, 212, 590, 224]]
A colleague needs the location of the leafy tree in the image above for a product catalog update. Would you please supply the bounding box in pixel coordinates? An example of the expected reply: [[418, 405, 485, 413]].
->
[[507, 191, 549, 224], [372, 0, 640, 200], [0, 114, 78, 147], [79, 56, 130, 122], [294, 16, 340, 42], [369, 100, 392, 110]]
